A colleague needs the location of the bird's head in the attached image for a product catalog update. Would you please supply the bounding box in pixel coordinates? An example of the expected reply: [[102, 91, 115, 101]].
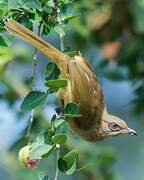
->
[[99, 112, 137, 140]]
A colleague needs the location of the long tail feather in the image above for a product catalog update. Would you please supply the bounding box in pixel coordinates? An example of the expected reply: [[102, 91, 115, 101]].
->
[[5, 19, 69, 76]]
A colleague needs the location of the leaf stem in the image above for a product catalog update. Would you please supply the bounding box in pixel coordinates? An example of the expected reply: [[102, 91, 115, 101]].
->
[[26, 22, 43, 141]]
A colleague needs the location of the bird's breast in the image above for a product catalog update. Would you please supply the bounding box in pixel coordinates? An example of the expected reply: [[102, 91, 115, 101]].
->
[[59, 55, 104, 139]]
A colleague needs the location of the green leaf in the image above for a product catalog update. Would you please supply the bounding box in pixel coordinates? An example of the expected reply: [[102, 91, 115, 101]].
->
[[64, 103, 81, 118], [46, 129, 55, 144], [51, 114, 57, 123], [0, 20, 5, 33], [54, 118, 65, 128], [20, 91, 48, 111], [55, 120, 67, 134], [0, 47, 14, 74], [34, 10, 42, 22], [35, 132, 46, 144], [66, 160, 77, 175], [52, 134, 67, 144], [58, 150, 79, 175], [64, 114, 82, 118], [41, 0, 48, 5], [60, 3, 79, 21], [45, 62, 60, 80], [0, 2, 8, 19], [65, 103, 79, 114], [52, 119, 67, 144], [22, 0, 42, 11], [39, 174, 49, 180], [54, 25, 65, 37], [43, 3, 52, 13], [29, 143, 53, 159], [63, 46, 76, 57], [76, 164, 90, 172], [45, 0, 54, 7], [0, 0, 8, 3], [0, 47, 14, 65], [0, 35, 13, 47], [45, 79, 67, 93], [41, 145, 54, 158], [63, 150, 79, 169], [65, 51, 76, 58], [58, 158, 67, 172], [11, 10, 22, 19], [40, 0, 55, 7], [35, 130, 54, 145], [19, 17, 33, 30], [43, 23, 50, 35]]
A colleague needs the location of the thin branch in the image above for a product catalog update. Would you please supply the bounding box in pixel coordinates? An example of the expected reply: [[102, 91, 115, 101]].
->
[[57, 8, 65, 52], [54, 144, 60, 180], [26, 22, 43, 141], [54, 4, 65, 180], [60, 34, 64, 52]]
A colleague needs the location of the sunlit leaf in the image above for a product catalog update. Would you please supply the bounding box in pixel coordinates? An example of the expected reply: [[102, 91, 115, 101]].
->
[[54, 118, 65, 128], [0, 34, 13, 47], [52, 134, 67, 144], [0, 2, 8, 18], [35, 130, 54, 145], [60, 3, 79, 21], [34, 10, 42, 22], [54, 25, 65, 37], [63, 46, 76, 57], [29, 143, 53, 159], [66, 160, 77, 175], [22, 0, 42, 11], [0, 47, 14, 74], [45, 79, 67, 93], [0, 47, 14, 64]]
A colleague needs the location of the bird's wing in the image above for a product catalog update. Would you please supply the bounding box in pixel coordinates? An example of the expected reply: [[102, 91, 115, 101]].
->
[[5, 19, 69, 76], [68, 55, 105, 130]]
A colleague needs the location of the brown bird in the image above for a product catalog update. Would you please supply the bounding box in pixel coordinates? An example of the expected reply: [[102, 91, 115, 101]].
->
[[5, 19, 137, 142]]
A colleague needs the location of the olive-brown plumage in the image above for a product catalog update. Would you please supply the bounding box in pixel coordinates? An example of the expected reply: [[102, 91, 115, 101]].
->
[[5, 20, 137, 142]]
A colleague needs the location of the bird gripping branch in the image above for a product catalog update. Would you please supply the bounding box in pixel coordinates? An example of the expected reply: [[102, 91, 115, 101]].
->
[[5, 20, 137, 142]]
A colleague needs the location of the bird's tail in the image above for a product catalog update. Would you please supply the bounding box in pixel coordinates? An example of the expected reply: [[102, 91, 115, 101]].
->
[[5, 19, 69, 76]]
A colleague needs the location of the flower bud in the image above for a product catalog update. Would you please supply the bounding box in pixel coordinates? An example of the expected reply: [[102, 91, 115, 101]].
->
[[18, 145, 40, 170]]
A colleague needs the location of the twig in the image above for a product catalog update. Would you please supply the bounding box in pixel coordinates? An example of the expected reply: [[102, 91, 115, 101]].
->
[[26, 22, 43, 141], [54, 4, 65, 180], [54, 144, 60, 180], [60, 34, 64, 52]]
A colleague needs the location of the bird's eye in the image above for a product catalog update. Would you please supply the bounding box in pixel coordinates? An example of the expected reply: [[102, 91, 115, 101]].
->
[[109, 123, 120, 131]]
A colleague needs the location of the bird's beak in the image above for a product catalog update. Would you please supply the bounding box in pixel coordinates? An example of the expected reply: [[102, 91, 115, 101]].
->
[[126, 128, 137, 136]]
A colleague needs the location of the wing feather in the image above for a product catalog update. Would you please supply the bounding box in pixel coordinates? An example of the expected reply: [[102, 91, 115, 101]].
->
[[68, 56, 104, 129]]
